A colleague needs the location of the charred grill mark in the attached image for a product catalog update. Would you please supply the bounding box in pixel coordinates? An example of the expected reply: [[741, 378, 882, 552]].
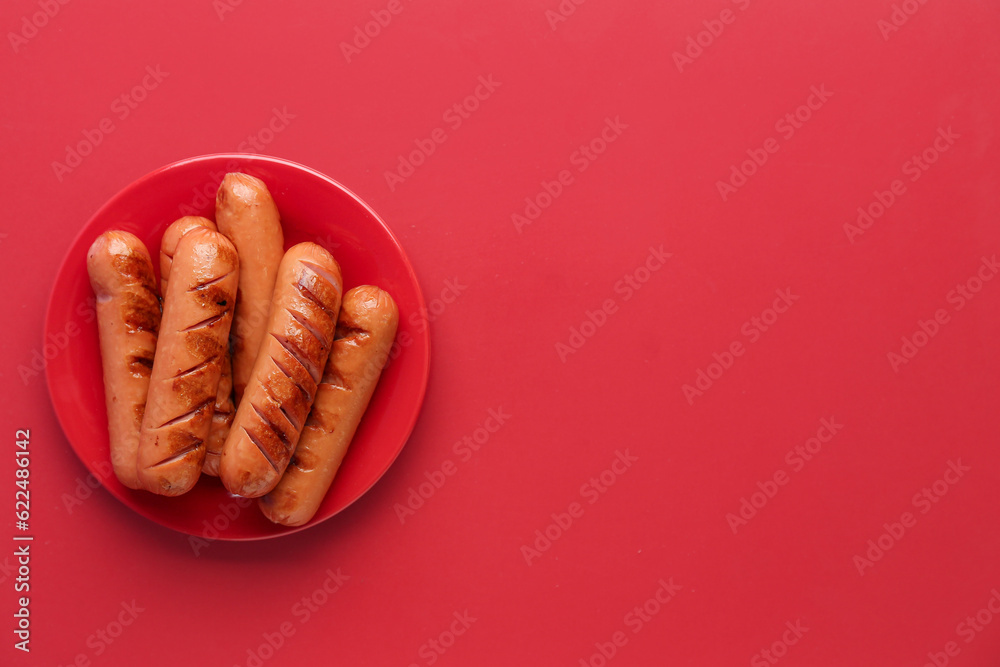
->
[[173, 355, 219, 380], [172, 358, 220, 404], [250, 402, 292, 450], [136, 280, 160, 300], [279, 405, 300, 432], [215, 242, 238, 267], [263, 367, 307, 428], [296, 275, 336, 322], [186, 330, 224, 359], [319, 359, 349, 389], [121, 290, 161, 334], [287, 309, 326, 350], [126, 282, 161, 303], [183, 312, 228, 332], [157, 398, 214, 429], [112, 251, 155, 284], [122, 312, 159, 334], [272, 333, 319, 383], [149, 442, 202, 469], [270, 355, 313, 409], [290, 442, 320, 472], [243, 426, 279, 473], [306, 408, 335, 434], [263, 355, 311, 433], [189, 270, 235, 293], [269, 354, 295, 384], [300, 261, 340, 288], [190, 283, 234, 311], [128, 354, 154, 377], [334, 325, 370, 342]]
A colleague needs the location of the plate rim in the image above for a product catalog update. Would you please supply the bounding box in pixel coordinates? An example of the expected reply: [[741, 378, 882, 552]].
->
[[44, 152, 431, 541]]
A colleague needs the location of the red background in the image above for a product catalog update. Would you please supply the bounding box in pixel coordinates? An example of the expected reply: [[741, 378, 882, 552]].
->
[[2, 0, 999, 665]]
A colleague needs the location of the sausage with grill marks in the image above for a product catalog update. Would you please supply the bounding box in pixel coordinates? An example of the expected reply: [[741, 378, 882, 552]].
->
[[260, 285, 398, 526], [87, 231, 162, 490], [159, 215, 234, 476], [220, 243, 342, 498], [159, 216, 216, 295], [202, 351, 235, 477], [137, 228, 239, 496], [215, 173, 284, 406]]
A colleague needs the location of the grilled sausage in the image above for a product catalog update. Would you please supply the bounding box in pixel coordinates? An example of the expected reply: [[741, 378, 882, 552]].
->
[[215, 173, 284, 405], [159, 215, 233, 476], [203, 353, 235, 477], [87, 231, 162, 490], [137, 228, 239, 495], [259, 286, 398, 525], [159, 216, 216, 295], [220, 243, 342, 498]]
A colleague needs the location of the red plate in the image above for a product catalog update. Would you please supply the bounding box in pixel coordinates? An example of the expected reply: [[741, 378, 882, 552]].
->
[[44, 154, 429, 540]]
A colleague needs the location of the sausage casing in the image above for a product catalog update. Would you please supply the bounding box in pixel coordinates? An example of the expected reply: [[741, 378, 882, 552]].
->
[[159, 216, 217, 295], [259, 286, 398, 525], [160, 215, 233, 476], [87, 231, 162, 490], [137, 228, 239, 495], [215, 173, 284, 405], [220, 243, 342, 498]]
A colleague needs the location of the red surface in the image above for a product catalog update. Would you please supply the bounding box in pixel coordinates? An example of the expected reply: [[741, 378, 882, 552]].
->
[[2, 0, 999, 665], [44, 154, 430, 539]]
